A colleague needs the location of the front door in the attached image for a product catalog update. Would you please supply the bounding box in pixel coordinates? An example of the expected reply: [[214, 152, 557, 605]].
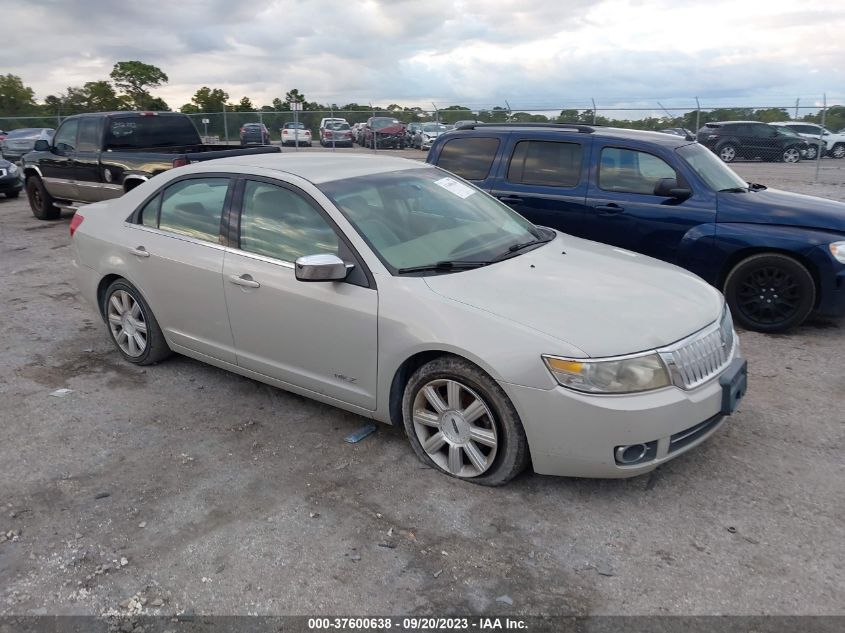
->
[[583, 145, 714, 265], [40, 118, 78, 201], [223, 178, 378, 409]]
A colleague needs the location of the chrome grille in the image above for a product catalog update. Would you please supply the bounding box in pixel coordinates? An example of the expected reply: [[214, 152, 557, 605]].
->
[[660, 309, 736, 390]]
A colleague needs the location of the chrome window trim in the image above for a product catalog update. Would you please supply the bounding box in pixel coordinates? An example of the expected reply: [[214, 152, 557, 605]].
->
[[124, 223, 227, 250], [223, 245, 295, 269]]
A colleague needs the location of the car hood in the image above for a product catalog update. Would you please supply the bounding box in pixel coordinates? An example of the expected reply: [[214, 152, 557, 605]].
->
[[717, 187, 845, 233], [424, 234, 723, 358]]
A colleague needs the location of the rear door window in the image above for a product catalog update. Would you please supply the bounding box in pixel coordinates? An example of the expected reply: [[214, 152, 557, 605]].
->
[[506, 140, 582, 187], [157, 178, 229, 243], [436, 137, 500, 180]]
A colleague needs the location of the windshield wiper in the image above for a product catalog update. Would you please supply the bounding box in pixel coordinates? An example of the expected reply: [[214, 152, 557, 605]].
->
[[748, 182, 767, 191], [718, 187, 748, 193], [492, 233, 555, 262], [396, 260, 492, 274]]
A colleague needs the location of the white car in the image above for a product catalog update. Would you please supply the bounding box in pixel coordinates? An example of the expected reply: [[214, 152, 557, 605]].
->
[[70, 154, 745, 485], [772, 121, 845, 159], [280, 122, 312, 147], [412, 123, 449, 150]]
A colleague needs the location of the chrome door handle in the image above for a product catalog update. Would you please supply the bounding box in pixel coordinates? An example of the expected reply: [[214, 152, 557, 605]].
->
[[130, 246, 150, 258], [229, 274, 260, 288]]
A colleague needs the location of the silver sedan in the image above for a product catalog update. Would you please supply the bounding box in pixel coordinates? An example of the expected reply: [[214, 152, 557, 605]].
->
[[71, 154, 746, 485]]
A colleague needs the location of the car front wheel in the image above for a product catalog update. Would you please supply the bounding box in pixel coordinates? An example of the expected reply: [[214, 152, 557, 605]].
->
[[26, 176, 60, 220], [102, 279, 171, 365], [805, 144, 818, 160], [402, 355, 529, 486], [831, 143, 845, 159], [724, 253, 816, 332]]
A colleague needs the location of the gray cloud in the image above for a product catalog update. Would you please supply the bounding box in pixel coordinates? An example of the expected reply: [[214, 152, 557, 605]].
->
[[1, 0, 841, 113]]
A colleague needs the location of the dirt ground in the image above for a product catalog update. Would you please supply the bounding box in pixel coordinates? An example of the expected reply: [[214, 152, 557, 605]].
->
[[0, 155, 843, 617]]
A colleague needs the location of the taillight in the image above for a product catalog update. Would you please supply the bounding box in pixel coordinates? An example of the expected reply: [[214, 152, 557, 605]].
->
[[69, 212, 84, 237], [707, 134, 719, 140], [172, 157, 188, 168], [325, 131, 333, 138]]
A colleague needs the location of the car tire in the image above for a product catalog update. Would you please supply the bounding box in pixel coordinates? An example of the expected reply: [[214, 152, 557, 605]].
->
[[402, 355, 529, 486], [805, 144, 818, 160], [724, 253, 816, 332], [5, 191, 20, 198], [102, 279, 172, 365], [26, 176, 60, 220], [831, 143, 845, 159], [717, 143, 738, 163], [781, 147, 801, 163]]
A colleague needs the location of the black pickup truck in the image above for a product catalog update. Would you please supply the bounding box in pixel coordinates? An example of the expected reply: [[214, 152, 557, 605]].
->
[[21, 111, 280, 219]]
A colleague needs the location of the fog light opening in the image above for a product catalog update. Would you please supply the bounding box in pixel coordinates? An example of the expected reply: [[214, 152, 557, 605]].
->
[[615, 443, 649, 465]]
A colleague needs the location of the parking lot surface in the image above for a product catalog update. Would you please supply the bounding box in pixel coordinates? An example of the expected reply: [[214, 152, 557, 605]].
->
[[1, 154, 843, 616]]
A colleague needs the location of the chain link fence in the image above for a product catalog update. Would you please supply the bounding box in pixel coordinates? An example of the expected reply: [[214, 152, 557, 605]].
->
[[2, 98, 843, 145]]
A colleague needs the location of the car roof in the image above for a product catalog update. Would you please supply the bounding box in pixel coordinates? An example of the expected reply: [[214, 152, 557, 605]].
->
[[447, 123, 691, 147], [193, 153, 432, 184]]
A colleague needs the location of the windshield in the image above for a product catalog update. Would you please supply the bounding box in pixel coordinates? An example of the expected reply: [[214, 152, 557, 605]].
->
[[284, 123, 305, 129], [328, 122, 350, 130], [676, 143, 747, 191], [318, 167, 542, 273], [422, 123, 447, 133], [371, 118, 400, 130]]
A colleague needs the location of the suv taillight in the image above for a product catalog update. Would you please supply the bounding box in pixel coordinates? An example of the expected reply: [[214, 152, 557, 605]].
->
[[69, 212, 84, 237], [707, 134, 719, 140], [172, 157, 189, 168]]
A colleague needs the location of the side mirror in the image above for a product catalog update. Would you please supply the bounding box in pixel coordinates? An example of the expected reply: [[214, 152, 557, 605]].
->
[[654, 177, 692, 199], [295, 253, 351, 282], [34, 139, 50, 151]]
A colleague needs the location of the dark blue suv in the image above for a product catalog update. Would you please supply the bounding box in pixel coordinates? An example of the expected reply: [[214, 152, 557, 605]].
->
[[426, 123, 845, 332]]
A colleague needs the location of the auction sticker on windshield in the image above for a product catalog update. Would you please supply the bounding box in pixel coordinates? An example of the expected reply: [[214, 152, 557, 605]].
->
[[434, 176, 475, 199]]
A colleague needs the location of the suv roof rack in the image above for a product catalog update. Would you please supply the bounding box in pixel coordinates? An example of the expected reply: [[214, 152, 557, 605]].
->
[[453, 122, 597, 134]]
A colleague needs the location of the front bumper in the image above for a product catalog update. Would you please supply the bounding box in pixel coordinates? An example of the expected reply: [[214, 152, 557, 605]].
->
[[0, 174, 23, 193], [501, 357, 744, 478]]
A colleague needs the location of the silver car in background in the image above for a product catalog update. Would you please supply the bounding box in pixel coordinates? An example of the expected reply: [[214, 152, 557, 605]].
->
[[0, 127, 54, 162], [71, 154, 746, 485], [411, 123, 449, 150]]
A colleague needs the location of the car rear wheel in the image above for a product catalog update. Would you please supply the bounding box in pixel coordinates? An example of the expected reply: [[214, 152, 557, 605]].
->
[[805, 144, 818, 160], [26, 176, 60, 220], [831, 143, 845, 159], [718, 144, 737, 163], [724, 253, 816, 332], [102, 280, 171, 365], [782, 147, 801, 163], [402, 355, 529, 486]]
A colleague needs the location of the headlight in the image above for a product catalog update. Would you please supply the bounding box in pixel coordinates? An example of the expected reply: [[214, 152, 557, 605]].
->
[[830, 241, 845, 264], [8, 163, 17, 174], [543, 353, 671, 394]]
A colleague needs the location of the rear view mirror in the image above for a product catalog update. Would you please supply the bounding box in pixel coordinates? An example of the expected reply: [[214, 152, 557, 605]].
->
[[295, 254, 351, 282], [654, 178, 691, 199], [34, 139, 50, 151]]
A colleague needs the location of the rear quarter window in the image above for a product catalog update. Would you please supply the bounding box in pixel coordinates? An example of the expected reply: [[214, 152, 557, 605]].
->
[[435, 137, 500, 180]]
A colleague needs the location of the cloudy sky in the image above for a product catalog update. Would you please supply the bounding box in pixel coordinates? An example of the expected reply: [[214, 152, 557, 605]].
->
[[4, 0, 843, 113]]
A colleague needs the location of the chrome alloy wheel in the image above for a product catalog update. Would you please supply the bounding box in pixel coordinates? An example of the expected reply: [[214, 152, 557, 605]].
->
[[783, 147, 801, 163], [412, 378, 498, 478], [719, 145, 736, 162], [107, 290, 148, 357]]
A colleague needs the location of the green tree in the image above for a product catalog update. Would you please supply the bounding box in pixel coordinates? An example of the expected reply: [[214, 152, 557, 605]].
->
[[110, 61, 169, 109], [0, 74, 37, 115], [285, 88, 306, 104], [190, 87, 229, 112], [61, 80, 128, 113], [556, 109, 580, 123], [754, 107, 790, 123], [180, 103, 200, 114], [236, 96, 254, 112]]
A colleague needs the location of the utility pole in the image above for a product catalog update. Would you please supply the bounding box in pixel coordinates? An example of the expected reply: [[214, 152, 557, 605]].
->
[[591, 98, 597, 125], [815, 93, 826, 182], [695, 97, 701, 133], [794, 98, 800, 120], [222, 103, 228, 144]]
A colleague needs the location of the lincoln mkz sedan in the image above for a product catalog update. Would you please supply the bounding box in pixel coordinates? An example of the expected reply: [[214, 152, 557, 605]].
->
[[71, 154, 746, 485]]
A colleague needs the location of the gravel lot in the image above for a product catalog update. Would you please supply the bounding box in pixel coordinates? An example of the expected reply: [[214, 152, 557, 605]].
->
[[1, 154, 843, 617]]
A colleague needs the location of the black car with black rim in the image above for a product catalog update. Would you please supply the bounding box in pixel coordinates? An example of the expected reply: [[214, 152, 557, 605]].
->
[[697, 121, 808, 163], [0, 158, 23, 198]]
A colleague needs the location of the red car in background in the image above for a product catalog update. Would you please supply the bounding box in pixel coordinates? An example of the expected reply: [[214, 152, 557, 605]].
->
[[361, 117, 406, 149]]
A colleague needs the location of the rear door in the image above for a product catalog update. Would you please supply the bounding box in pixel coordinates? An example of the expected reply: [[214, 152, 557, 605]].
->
[[488, 136, 591, 235], [124, 175, 236, 363], [40, 119, 79, 200], [73, 117, 122, 202], [222, 177, 378, 409], [583, 143, 714, 264]]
